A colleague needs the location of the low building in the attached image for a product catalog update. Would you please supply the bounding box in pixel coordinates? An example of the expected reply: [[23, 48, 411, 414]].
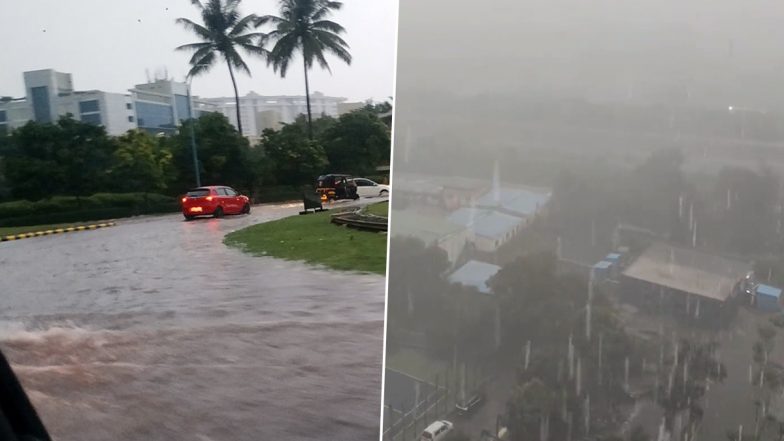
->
[[448, 207, 523, 253], [475, 186, 551, 219], [621, 242, 753, 320], [390, 209, 470, 266], [447, 260, 502, 294]]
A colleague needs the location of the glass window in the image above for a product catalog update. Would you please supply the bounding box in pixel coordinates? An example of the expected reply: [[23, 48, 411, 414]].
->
[[128, 116, 134, 122], [186, 189, 210, 197], [226, 188, 238, 196], [79, 100, 100, 114], [126, 103, 133, 110], [0, 110, 6, 123], [174, 94, 190, 122], [30, 86, 51, 123], [80, 113, 102, 125], [135, 101, 175, 130]]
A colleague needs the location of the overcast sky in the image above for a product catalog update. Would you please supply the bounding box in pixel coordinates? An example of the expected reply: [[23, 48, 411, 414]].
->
[[0, 0, 397, 102]]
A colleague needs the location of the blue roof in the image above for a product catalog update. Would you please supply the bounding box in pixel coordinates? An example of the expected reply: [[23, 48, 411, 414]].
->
[[757, 284, 783, 299], [476, 188, 551, 217], [594, 260, 613, 270], [448, 208, 523, 240], [448, 260, 502, 294], [606, 253, 621, 260]]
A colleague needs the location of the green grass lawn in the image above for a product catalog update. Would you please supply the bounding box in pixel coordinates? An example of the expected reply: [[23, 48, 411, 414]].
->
[[0, 222, 94, 237], [364, 201, 389, 217], [224, 209, 388, 274]]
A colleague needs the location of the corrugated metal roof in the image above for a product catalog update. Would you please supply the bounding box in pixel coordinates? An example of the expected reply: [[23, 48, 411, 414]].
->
[[390, 210, 467, 244], [448, 208, 523, 240], [622, 242, 752, 302], [757, 284, 782, 299], [448, 260, 502, 294], [476, 187, 551, 217]]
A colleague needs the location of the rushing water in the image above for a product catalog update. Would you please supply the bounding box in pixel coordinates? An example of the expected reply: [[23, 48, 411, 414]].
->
[[0, 202, 386, 441]]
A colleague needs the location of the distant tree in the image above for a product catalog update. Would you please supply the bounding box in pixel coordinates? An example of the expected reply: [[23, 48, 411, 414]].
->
[[259, 0, 352, 138], [320, 109, 390, 175], [2, 117, 115, 201], [258, 122, 328, 186], [176, 0, 268, 136], [711, 166, 780, 254], [109, 130, 173, 193], [169, 112, 259, 193]]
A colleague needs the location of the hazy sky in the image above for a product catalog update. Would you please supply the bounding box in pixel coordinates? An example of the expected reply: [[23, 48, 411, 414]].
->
[[396, 0, 784, 110], [0, 0, 398, 102]]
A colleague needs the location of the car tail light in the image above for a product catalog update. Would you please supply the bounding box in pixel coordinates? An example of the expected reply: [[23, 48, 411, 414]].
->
[[206, 196, 213, 201], [181, 197, 187, 203]]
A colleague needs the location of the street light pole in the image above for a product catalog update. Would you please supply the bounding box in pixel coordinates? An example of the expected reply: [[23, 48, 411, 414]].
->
[[186, 76, 201, 188]]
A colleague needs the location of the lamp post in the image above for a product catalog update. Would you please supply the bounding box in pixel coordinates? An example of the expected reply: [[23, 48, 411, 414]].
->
[[186, 76, 201, 187]]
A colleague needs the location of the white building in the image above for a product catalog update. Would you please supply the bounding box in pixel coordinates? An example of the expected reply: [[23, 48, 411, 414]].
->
[[203, 91, 360, 138], [391, 209, 471, 266]]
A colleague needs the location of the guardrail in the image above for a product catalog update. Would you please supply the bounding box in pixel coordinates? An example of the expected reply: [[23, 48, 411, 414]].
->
[[330, 209, 388, 232]]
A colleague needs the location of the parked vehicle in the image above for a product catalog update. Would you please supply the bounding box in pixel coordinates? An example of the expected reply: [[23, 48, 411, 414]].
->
[[420, 420, 453, 441], [455, 392, 484, 415], [181, 186, 251, 220], [352, 177, 390, 198], [316, 174, 359, 201]]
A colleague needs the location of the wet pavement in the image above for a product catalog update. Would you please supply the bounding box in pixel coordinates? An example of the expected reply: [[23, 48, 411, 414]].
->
[[0, 200, 386, 441]]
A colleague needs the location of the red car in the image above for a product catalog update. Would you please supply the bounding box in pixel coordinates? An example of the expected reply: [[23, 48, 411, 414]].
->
[[181, 186, 251, 220]]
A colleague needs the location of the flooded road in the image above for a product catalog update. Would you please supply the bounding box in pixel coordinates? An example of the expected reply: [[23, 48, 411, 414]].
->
[[0, 202, 386, 441]]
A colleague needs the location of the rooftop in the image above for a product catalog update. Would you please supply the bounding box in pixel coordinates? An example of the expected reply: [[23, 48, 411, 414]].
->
[[390, 210, 467, 244], [476, 187, 552, 217], [448, 207, 523, 240], [622, 242, 752, 302], [448, 260, 502, 294]]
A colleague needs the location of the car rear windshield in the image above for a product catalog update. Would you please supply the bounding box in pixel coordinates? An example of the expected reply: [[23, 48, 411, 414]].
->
[[186, 189, 211, 197]]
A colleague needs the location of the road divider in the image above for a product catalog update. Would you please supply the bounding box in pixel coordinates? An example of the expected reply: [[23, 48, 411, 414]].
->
[[0, 222, 117, 242]]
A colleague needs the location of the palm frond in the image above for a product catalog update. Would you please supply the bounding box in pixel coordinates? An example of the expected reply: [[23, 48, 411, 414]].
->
[[313, 30, 351, 64], [267, 32, 300, 76], [254, 14, 285, 27], [190, 0, 205, 9], [224, 47, 251, 75], [311, 19, 346, 34], [187, 51, 217, 78], [312, 1, 343, 21], [175, 18, 214, 41], [229, 14, 259, 36], [188, 45, 217, 66], [176, 41, 214, 52]]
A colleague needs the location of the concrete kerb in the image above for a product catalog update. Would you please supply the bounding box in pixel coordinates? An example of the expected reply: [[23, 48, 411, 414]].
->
[[0, 222, 117, 242]]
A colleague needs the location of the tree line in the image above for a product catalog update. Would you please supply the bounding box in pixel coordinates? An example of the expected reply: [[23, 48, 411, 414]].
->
[[0, 104, 390, 203]]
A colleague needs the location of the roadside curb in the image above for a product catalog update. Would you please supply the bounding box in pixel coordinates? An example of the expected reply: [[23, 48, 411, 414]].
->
[[0, 222, 117, 242]]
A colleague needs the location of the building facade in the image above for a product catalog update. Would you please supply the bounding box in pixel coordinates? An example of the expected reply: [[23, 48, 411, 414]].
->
[[203, 91, 362, 139], [1, 68, 357, 139]]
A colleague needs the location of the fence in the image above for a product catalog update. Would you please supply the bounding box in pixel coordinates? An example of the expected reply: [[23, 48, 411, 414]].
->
[[383, 362, 491, 441]]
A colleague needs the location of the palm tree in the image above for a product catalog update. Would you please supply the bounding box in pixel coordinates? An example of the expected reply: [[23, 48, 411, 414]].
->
[[176, 0, 268, 136], [258, 0, 352, 138]]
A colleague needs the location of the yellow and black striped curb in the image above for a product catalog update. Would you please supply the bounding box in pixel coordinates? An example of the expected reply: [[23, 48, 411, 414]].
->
[[0, 222, 117, 242]]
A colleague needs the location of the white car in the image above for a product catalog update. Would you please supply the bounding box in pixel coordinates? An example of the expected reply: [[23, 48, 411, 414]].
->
[[352, 178, 390, 198], [420, 420, 453, 441]]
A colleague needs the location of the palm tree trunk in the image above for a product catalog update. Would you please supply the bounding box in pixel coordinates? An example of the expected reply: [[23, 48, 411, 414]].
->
[[226, 60, 244, 136], [303, 56, 313, 139]]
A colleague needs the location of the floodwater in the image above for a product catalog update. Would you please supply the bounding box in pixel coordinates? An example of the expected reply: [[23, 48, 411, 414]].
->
[[0, 202, 386, 441]]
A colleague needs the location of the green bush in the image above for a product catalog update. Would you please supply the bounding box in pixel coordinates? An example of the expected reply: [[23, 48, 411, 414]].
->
[[0, 193, 178, 227]]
